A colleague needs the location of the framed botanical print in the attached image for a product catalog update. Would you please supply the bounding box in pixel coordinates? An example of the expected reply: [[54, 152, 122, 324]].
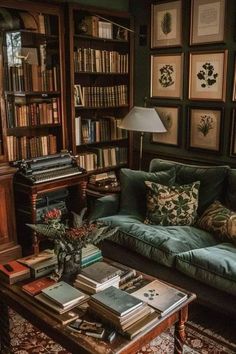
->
[[151, 53, 183, 99], [151, 0, 182, 48], [190, 0, 226, 45], [187, 107, 223, 152], [189, 50, 227, 101], [152, 105, 181, 146], [230, 109, 236, 156]]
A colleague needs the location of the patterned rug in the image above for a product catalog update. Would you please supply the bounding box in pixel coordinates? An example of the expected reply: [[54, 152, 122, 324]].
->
[[8, 309, 236, 354]]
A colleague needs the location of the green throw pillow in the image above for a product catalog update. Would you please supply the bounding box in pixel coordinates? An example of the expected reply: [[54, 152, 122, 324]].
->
[[144, 181, 200, 226], [197, 201, 236, 245], [119, 168, 176, 217]]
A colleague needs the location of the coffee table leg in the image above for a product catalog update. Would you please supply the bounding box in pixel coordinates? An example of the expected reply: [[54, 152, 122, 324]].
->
[[0, 300, 11, 353], [174, 307, 188, 354]]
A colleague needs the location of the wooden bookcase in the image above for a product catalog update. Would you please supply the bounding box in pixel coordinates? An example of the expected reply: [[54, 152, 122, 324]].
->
[[65, 4, 133, 175]]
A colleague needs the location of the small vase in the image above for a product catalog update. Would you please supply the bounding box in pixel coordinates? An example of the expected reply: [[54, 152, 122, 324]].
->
[[57, 248, 82, 282]]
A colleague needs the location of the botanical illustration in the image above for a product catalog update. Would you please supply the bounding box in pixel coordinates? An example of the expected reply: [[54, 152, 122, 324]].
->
[[197, 115, 214, 136], [161, 12, 172, 36], [159, 64, 174, 88], [197, 62, 218, 88], [152, 106, 179, 146]]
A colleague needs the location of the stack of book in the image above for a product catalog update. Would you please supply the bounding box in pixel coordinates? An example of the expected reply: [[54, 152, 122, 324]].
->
[[74, 261, 121, 294], [89, 286, 159, 339], [88, 171, 119, 190], [35, 281, 87, 314], [81, 244, 102, 268], [0, 260, 31, 284]]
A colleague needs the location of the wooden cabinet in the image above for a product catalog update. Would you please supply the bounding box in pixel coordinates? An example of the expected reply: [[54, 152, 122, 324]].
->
[[0, 165, 21, 263], [65, 4, 133, 174]]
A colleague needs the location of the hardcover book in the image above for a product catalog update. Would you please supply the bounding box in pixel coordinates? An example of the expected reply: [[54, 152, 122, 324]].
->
[[42, 281, 85, 308], [131, 280, 188, 316], [0, 261, 30, 284], [35, 293, 82, 314], [81, 261, 121, 283], [22, 277, 56, 296], [90, 286, 143, 316], [18, 249, 55, 266]]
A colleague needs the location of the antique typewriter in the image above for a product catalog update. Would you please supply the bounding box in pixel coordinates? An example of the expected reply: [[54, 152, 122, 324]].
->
[[14, 152, 85, 185]]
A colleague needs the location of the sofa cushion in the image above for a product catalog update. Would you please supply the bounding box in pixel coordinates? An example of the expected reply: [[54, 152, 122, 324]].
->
[[100, 215, 218, 267], [119, 167, 176, 217], [149, 159, 229, 215], [176, 243, 236, 296], [226, 169, 236, 211], [197, 200, 236, 245], [144, 181, 200, 226]]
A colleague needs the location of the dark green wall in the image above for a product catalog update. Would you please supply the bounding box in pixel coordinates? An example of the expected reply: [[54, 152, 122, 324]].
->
[[57, 0, 129, 11], [130, 0, 236, 168]]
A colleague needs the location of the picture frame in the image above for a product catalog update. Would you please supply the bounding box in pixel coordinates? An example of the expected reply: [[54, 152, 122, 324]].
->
[[151, 0, 182, 48], [151, 105, 181, 146], [150, 53, 183, 99], [189, 50, 227, 101], [187, 106, 223, 152], [74, 84, 84, 107], [190, 0, 226, 45], [230, 109, 236, 157]]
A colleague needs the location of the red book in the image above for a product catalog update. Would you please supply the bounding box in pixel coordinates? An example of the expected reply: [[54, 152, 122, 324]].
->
[[22, 277, 56, 296], [0, 261, 31, 284]]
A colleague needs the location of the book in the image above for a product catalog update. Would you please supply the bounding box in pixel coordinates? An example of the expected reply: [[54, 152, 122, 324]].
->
[[131, 280, 188, 316], [74, 274, 120, 294], [0, 261, 31, 284], [80, 261, 121, 283], [68, 319, 105, 339], [42, 281, 86, 308], [18, 249, 55, 266], [35, 292, 84, 314], [22, 277, 56, 296], [29, 255, 58, 279], [90, 286, 143, 316]]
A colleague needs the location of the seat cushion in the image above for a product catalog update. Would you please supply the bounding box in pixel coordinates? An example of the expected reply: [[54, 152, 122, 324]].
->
[[144, 180, 200, 226], [149, 159, 229, 215], [100, 215, 218, 267], [176, 243, 236, 296], [119, 167, 176, 217]]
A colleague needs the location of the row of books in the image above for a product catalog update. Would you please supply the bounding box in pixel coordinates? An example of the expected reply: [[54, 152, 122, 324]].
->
[[5, 63, 59, 92], [76, 146, 128, 171], [76, 85, 128, 108], [89, 171, 118, 187], [75, 116, 127, 145], [7, 134, 57, 161], [74, 48, 129, 73], [7, 98, 60, 128]]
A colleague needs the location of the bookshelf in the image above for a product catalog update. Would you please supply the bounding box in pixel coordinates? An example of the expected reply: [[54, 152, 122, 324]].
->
[[0, 0, 66, 162], [65, 4, 133, 174]]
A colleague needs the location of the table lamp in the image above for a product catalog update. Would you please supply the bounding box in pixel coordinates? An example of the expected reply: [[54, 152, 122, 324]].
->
[[118, 106, 166, 170]]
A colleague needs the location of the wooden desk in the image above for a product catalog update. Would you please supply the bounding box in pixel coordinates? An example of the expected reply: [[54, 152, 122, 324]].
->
[[0, 270, 196, 354]]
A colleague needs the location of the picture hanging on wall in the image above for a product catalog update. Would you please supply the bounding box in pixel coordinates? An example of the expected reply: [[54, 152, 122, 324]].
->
[[189, 50, 227, 101], [151, 53, 183, 99], [190, 0, 225, 45], [230, 109, 236, 156], [151, 0, 182, 48], [187, 107, 222, 152], [151, 105, 181, 146]]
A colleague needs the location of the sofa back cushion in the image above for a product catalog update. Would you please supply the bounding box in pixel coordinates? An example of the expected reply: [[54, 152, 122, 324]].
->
[[119, 167, 176, 217], [149, 159, 229, 215], [226, 169, 236, 211]]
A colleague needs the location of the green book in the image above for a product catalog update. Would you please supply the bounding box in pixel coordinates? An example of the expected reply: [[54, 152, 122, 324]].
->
[[90, 286, 143, 316], [81, 261, 121, 283]]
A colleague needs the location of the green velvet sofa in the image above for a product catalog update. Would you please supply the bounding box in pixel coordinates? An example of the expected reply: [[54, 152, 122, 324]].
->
[[90, 159, 236, 317]]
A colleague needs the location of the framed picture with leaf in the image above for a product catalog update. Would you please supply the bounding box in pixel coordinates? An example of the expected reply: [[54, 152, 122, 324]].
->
[[189, 50, 228, 101], [230, 109, 236, 157], [151, 53, 183, 99], [151, 105, 181, 146], [187, 106, 223, 152], [190, 0, 226, 45], [151, 0, 182, 48]]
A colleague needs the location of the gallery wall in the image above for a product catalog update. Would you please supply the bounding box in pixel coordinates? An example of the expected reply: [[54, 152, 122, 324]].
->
[[130, 0, 236, 169]]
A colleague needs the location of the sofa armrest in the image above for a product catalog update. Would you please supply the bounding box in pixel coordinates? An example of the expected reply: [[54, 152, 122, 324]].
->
[[88, 194, 120, 221]]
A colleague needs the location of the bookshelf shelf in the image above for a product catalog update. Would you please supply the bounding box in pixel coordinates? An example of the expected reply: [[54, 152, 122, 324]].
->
[[75, 72, 129, 76], [74, 33, 129, 44], [75, 104, 129, 110], [5, 92, 61, 97]]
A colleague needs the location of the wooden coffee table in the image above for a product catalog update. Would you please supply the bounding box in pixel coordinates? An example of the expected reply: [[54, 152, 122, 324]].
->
[[0, 261, 196, 354]]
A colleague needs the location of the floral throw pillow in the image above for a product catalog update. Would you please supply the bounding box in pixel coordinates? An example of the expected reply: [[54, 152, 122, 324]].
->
[[197, 200, 236, 245], [144, 181, 200, 226]]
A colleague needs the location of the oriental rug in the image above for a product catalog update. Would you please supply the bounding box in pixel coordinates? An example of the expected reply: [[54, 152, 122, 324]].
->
[[8, 309, 236, 354]]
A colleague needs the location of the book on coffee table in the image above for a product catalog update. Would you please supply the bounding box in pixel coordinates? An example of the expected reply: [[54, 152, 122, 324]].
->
[[80, 261, 122, 283], [131, 279, 188, 316], [22, 277, 56, 296], [0, 261, 31, 284]]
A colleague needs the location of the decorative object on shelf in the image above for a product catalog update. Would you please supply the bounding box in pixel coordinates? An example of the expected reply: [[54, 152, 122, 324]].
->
[[188, 50, 228, 101], [151, 0, 182, 48], [118, 105, 166, 170], [152, 105, 181, 147], [27, 208, 117, 280], [150, 53, 183, 99], [187, 107, 223, 153], [190, 0, 225, 45]]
